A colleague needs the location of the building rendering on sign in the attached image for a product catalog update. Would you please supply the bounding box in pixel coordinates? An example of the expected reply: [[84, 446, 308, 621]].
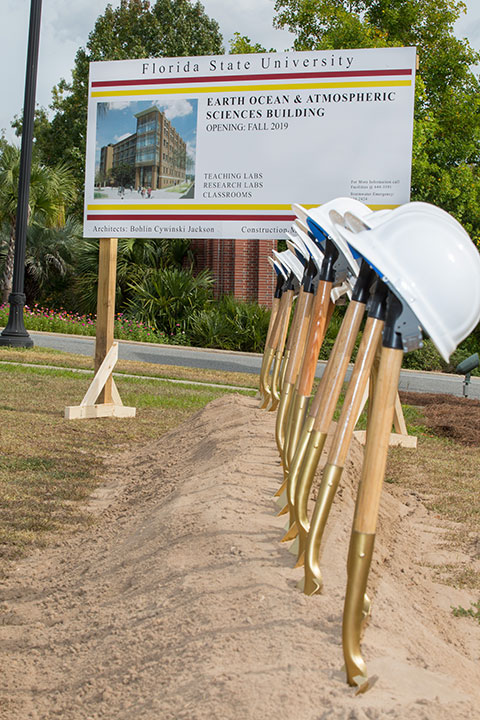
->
[[99, 106, 187, 190]]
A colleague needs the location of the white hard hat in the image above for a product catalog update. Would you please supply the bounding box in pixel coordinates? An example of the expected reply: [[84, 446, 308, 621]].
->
[[292, 217, 311, 237], [344, 201, 469, 237], [305, 197, 370, 280], [290, 228, 324, 269], [343, 208, 392, 233], [299, 197, 371, 239], [335, 209, 480, 361], [292, 217, 327, 265], [302, 197, 371, 280], [286, 233, 310, 265], [268, 256, 287, 280], [273, 249, 304, 283]]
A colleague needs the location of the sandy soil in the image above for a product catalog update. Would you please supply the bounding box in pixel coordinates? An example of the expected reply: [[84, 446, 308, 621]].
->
[[1, 395, 479, 720]]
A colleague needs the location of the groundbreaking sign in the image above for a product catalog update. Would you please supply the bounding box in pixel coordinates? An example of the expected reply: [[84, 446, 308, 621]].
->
[[84, 47, 416, 239]]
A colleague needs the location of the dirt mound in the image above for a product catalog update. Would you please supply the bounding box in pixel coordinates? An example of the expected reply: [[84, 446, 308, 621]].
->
[[1, 395, 479, 719], [399, 391, 480, 445]]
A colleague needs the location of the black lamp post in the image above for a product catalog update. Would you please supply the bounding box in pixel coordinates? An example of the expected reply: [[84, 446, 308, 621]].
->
[[0, 0, 43, 348]]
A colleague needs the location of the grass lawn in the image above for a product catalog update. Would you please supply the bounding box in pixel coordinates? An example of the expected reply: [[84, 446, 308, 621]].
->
[[0, 345, 258, 389], [0, 357, 254, 575]]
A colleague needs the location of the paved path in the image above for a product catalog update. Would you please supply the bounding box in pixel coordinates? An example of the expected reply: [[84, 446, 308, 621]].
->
[[27, 330, 479, 399]]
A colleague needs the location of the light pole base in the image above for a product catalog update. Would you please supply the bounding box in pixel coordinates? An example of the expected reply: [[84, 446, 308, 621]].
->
[[0, 292, 34, 348]]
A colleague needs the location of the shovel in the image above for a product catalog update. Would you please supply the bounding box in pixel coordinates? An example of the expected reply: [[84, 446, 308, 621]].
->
[[301, 279, 388, 595], [287, 262, 376, 561], [269, 247, 308, 411], [277, 214, 356, 509], [283, 237, 338, 475], [260, 251, 302, 409], [282, 203, 367, 473], [269, 292, 294, 411], [259, 268, 294, 409], [342, 291, 405, 689], [274, 255, 317, 470], [279, 207, 364, 522], [259, 260, 286, 407]]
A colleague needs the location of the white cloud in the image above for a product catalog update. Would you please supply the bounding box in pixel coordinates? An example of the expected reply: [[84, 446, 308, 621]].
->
[[153, 98, 194, 121], [114, 132, 133, 143], [108, 100, 135, 111], [186, 139, 197, 159]]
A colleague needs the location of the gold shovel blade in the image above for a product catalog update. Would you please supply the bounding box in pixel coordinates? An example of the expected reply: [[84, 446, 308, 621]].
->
[[342, 530, 375, 686]]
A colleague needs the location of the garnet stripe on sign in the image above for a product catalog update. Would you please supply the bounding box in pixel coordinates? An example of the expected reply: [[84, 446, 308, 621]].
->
[[87, 214, 296, 221], [91, 68, 413, 88]]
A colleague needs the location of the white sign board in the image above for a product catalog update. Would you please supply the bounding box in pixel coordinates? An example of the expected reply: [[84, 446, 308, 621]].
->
[[84, 47, 416, 239]]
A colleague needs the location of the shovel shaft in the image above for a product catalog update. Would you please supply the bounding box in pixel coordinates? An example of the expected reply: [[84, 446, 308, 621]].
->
[[328, 316, 384, 467], [259, 346, 275, 408], [293, 301, 365, 565], [275, 381, 293, 464], [278, 347, 290, 394], [260, 290, 294, 407], [303, 463, 344, 594], [310, 300, 365, 431], [265, 290, 292, 365], [285, 415, 316, 527], [285, 390, 310, 468], [264, 296, 280, 352], [294, 429, 328, 563], [259, 294, 280, 396], [271, 291, 295, 406], [283, 289, 314, 387], [302, 317, 384, 595], [284, 291, 302, 356], [353, 346, 403, 534], [297, 282, 333, 397]]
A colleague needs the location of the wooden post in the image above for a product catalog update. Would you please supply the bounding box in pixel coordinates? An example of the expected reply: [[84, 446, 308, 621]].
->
[[64, 238, 136, 420], [95, 238, 117, 404]]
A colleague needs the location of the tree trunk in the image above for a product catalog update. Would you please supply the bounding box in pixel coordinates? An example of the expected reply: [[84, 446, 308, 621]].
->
[[1, 221, 16, 305]]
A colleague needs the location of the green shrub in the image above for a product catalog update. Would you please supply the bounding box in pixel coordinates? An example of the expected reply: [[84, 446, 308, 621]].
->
[[125, 267, 213, 334], [188, 308, 234, 349], [189, 296, 271, 352]]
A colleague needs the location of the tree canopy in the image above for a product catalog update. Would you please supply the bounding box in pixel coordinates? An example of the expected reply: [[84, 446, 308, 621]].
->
[[32, 0, 224, 203], [274, 0, 480, 242], [0, 143, 77, 303]]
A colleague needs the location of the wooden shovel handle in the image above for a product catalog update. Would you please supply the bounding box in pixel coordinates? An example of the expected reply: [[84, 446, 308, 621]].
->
[[327, 316, 384, 468], [277, 291, 294, 359], [264, 296, 281, 350], [353, 346, 403, 534], [284, 291, 301, 354], [267, 290, 292, 352], [296, 281, 333, 397], [310, 300, 365, 433], [283, 289, 314, 386]]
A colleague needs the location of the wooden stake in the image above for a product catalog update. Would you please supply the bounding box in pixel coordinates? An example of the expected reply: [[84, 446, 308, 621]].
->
[[95, 238, 118, 404], [64, 238, 136, 420]]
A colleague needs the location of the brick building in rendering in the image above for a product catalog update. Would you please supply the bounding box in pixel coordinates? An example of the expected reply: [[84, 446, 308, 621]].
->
[[99, 106, 187, 190]]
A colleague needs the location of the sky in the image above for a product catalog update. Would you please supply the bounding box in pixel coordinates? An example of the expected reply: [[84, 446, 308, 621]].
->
[[95, 98, 198, 165], [2, 0, 480, 143]]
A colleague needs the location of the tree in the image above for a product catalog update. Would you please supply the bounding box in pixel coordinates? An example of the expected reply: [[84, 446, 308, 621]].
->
[[0, 144, 77, 304], [111, 163, 136, 188], [229, 32, 270, 54], [274, 0, 480, 243], [23, 217, 82, 306], [33, 0, 224, 207]]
